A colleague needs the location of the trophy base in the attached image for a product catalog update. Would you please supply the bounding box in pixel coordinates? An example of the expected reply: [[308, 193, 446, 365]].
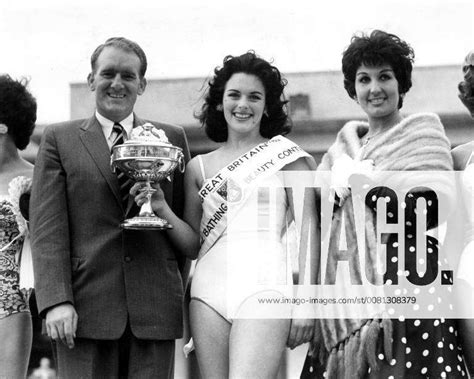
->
[[121, 216, 173, 230]]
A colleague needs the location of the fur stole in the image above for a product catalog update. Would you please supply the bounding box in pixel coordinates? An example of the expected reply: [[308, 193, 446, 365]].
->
[[319, 113, 453, 171], [314, 113, 453, 378]]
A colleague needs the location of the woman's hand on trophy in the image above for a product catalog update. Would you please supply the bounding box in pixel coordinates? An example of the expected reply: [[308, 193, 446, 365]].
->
[[130, 181, 167, 215]]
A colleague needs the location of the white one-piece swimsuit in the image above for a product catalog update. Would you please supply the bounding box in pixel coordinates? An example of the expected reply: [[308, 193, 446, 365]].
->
[[190, 155, 294, 322]]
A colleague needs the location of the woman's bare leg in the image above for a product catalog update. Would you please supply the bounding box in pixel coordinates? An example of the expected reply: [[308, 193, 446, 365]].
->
[[190, 299, 231, 379], [0, 311, 33, 378], [229, 318, 290, 379]]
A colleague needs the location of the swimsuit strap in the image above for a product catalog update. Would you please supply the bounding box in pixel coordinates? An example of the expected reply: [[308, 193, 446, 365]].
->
[[197, 155, 206, 182], [466, 151, 474, 169]]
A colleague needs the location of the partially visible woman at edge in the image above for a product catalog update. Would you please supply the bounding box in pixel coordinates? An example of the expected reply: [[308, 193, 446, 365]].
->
[[301, 30, 467, 378], [132, 51, 318, 378], [0, 75, 37, 378], [451, 49, 474, 375]]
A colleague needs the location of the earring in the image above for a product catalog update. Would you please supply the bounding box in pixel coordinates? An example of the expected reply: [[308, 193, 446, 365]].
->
[[0, 124, 8, 134], [216, 104, 223, 111], [264, 110, 269, 117]]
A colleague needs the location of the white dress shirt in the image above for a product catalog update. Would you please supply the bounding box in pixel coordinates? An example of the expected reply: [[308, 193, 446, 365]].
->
[[95, 111, 134, 150]]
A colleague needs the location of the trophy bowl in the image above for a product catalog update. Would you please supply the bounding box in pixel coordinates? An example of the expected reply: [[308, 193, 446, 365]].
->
[[111, 128, 184, 230]]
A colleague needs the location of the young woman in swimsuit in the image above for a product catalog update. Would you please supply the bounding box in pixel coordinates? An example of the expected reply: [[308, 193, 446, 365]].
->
[[133, 51, 317, 378]]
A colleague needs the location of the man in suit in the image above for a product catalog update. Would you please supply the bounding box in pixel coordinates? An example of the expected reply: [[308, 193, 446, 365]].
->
[[30, 37, 191, 378]]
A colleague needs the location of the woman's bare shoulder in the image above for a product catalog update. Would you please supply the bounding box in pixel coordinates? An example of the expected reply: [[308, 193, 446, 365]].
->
[[452, 141, 474, 170]]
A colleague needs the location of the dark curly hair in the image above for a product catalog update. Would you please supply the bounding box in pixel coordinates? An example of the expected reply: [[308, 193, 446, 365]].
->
[[196, 51, 291, 142], [90, 37, 147, 78], [0, 75, 37, 150], [342, 30, 415, 109]]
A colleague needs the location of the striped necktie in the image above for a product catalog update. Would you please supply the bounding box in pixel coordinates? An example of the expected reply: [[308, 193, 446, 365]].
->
[[111, 123, 133, 208], [111, 122, 125, 148]]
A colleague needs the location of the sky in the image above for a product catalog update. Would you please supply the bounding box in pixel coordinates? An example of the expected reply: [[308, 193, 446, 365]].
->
[[1, 0, 473, 123]]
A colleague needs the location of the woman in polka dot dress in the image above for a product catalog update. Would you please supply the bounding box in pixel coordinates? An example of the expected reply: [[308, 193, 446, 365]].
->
[[300, 30, 468, 378]]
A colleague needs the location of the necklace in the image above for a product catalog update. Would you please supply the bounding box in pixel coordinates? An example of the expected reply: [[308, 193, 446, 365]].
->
[[363, 114, 404, 146], [362, 128, 386, 146]]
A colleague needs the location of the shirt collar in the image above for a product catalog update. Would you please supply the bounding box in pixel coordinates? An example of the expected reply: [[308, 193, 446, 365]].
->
[[95, 111, 134, 140]]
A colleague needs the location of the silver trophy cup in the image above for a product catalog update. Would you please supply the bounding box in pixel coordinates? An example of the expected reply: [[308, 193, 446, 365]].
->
[[111, 125, 185, 230]]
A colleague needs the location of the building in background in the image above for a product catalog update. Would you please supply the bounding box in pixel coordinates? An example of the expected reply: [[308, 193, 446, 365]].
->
[[24, 65, 473, 164], [66, 65, 473, 160]]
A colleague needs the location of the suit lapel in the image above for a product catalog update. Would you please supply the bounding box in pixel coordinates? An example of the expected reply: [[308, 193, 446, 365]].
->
[[79, 116, 123, 209]]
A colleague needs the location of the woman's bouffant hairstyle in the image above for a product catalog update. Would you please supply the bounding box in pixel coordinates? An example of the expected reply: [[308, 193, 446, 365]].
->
[[196, 51, 291, 142], [342, 30, 415, 109], [0, 75, 37, 150]]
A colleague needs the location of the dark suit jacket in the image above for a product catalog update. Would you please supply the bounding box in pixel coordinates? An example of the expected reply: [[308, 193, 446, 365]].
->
[[30, 115, 191, 340]]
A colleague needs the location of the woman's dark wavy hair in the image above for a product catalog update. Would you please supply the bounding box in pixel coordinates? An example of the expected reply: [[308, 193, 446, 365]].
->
[[0, 75, 37, 150], [196, 51, 291, 142], [342, 30, 415, 109]]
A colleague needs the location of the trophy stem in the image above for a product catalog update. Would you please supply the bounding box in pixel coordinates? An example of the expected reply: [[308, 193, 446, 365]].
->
[[121, 180, 173, 230], [139, 181, 156, 217]]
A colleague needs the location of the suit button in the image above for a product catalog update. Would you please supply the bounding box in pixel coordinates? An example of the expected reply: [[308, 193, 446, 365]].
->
[[124, 256, 132, 263]]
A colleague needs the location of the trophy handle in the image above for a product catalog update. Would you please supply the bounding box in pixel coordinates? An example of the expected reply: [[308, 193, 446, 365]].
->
[[178, 152, 185, 173]]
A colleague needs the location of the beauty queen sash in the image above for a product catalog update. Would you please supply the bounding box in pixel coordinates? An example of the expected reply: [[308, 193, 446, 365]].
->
[[197, 135, 312, 260]]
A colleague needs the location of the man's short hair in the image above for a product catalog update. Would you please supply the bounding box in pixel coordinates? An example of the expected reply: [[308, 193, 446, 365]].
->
[[90, 37, 147, 78]]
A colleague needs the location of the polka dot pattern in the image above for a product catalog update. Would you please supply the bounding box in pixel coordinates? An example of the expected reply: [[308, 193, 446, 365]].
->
[[301, 317, 467, 379], [300, 191, 467, 379]]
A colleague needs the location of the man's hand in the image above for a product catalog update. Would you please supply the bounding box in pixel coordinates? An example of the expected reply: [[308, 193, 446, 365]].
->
[[287, 318, 315, 350], [46, 303, 78, 349]]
